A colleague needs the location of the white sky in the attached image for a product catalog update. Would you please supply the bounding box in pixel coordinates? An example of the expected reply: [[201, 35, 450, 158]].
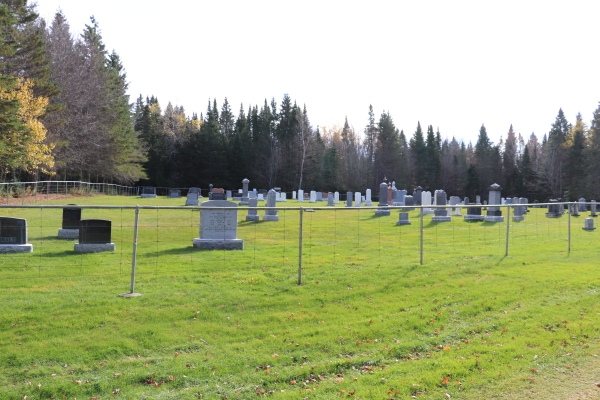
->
[[35, 0, 600, 145]]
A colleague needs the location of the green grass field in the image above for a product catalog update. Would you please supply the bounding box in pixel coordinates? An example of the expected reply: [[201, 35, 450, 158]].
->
[[0, 194, 599, 399]]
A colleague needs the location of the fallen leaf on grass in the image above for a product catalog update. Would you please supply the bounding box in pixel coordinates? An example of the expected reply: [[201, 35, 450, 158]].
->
[[441, 377, 450, 385]]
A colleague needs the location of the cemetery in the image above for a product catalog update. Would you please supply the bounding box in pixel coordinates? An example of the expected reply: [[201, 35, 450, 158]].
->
[[0, 187, 599, 399]]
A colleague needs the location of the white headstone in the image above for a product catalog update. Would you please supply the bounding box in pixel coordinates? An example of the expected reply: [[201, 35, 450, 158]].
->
[[334, 191, 340, 204], [355, 192, 361, 207], [365, 189, 372, 206]]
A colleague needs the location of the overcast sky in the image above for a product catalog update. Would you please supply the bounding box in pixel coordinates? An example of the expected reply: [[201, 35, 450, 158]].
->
[[35, 0, 600, 144]]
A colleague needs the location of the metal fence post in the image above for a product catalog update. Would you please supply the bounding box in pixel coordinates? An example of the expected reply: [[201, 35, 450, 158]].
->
[[505, 204, 511, 256], [298, 207, 303, 285], [568, 202, 571, 253], [121, 206, 141, 297], [419, 206, 424, 265]]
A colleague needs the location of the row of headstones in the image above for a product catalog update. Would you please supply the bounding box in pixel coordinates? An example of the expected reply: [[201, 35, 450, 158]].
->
[[0, 207, 115, 253]]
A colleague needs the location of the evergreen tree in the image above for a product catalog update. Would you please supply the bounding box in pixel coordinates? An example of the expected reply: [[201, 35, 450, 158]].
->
[[585, 103, 600, 199], [474, 124, 493, 192], [374, 111, 400, 183], [565, 113, 586, 199], [409, 122, 426, 186], [424, 125, 441, 190]]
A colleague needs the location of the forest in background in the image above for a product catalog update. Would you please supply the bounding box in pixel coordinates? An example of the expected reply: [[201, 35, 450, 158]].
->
[[2, 1, 600, 201]]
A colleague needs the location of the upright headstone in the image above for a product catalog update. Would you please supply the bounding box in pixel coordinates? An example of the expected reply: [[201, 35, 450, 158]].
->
[[263, 189, 279, 221], [281, 192, 287, 202], [422, 191, 434, 215], [464, 203, 484, 221], [590, 200, 597, 217], [353, 192, 360, 207], [569, 202, 580, 216], [404, 195, 415, 211], [292, 191, 297, 200], [450, 196, 461, 216], [579, 198, 587, 212], [192, 200, 244, 250], [432, 190, 451, 222], [310, 191, 317, 203], [476, 195, 481, 204], [395, 189, 407, 206], [240, 178, 250, 205], [189, 187, 202, 198], [376, 182, 390, 216], [334, 191, 340, 204], [186, 192, 199, 206], [246, 198, 260, 222], [583, 218, 596, 231], [211, 188, 226, 200], [141, 186, 157, 198], [168, 189, 181, 198], [297, 189, 304, 202], [365, 189, 372, 206], [58, 205, 81, 239], [226, 190, 232, 199], [396, 212, 411, 225], [387, 186, 393, 204], [413, 186, 423, 206], [316, 192, 323, 202], [545, 199, 562, 218], [512, 196, 525, 221], [484, 183, 504, 222], [258, 193, 264, 201], [251, 189, 258, 198], [327, 192, 334, 206], [0, 217, 32, 253], [346, 191, 353, 207], [75, 219, 115, 253]]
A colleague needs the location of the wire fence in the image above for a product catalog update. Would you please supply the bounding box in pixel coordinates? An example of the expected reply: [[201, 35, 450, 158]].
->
[[0, 202, 596, 291], [0, 181, 138, 204]]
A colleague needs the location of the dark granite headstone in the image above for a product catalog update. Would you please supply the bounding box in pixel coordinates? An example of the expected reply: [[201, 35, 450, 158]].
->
[[62, 205, 81, 229], [79, 220, 111, 244], [142, 186, 155, 195], [0, 217, 27, 244]]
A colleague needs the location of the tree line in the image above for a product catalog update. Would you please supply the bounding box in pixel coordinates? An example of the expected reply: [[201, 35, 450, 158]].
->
[[1, 1, 600, 202]]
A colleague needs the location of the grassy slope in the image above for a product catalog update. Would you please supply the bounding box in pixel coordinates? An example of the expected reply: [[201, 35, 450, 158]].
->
[[0, 194, 598, 399]]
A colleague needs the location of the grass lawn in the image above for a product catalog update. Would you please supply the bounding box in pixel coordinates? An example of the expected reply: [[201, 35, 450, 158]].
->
[[0, 194, 599, 399]]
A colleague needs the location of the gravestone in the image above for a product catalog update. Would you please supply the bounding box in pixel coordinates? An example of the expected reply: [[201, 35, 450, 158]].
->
[[141, 186, 156, 198], [569, 202, 580, 216], [432, 190, 451, 222], [58, 205, 81, 239], [355, 192, 362, 207], [395, 189, 407, 206], [413, 186, 423, 206], [334, 191, 340, 204], [484, 183, 504, 222], [450, 196, 461, 216], [258, 193, 264, 201], [404, 195, 415, 211], [240, 178, 250, 205], [292, 191, 296, 200], [327, 192, 334, 206], [322, 192, 328, 201], [512, 196, 524, 221], [0, 217, 32, 253], [376, 182, 390, 216], [316, 192, 323, 201], [476, 195, 481, 204], [251, 189, 258, 198], [396, 212, 411, 225], [263, 189, 279, 221], [193, 200, 243, 250], [189, 187, 202, 198], [211, 188, 226, 200], [522, 197, 529, 213], [186, 192, 199, 206], [168, 189, 181, 198], [464, 203, 484, 221], [387, 186, 393, 204], [365, 189, 372, 206], [583, 218, 596, 231], [310, 191, 317, 203], [545, 199, 562, 218], [280, 192, 287, 202], [226, 190, 232, 199], [578, 198, 587, 212], [422, 191, 433, 215], [346, 191, 353, 207], [246, 198, 260, 222], [590, 200, 597, 217], [298, 189, 304, 202], [75, 219, 115, 253]]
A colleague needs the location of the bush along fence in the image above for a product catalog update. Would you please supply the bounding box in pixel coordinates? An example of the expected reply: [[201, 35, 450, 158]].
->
[[0, 181, 139, 204]]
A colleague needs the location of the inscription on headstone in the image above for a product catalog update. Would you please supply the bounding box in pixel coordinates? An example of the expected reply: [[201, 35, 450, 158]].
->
[[0, 217, 32, 253], [193, 200, 243, 249]]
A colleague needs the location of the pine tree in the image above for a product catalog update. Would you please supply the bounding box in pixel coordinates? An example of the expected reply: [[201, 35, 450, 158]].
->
[[585, 103, 600, 198], [409, 122, 426, 186], [564, 113, 586, 199]]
